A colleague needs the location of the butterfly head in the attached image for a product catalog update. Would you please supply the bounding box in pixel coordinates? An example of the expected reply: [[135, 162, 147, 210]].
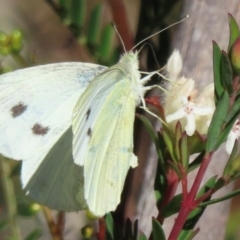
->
[[119, 51, 139, 70]]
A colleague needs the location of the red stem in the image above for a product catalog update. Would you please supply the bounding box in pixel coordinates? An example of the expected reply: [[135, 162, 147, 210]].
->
[[180, 167, 188, 200], [168, 152, 213, 240], [157, 168, 179, 223]]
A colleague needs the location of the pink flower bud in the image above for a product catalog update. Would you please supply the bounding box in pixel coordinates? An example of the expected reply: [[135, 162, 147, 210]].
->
[[230, 36, 240, 72]]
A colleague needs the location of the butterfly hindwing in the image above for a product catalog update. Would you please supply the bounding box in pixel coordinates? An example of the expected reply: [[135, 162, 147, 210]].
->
[[24, 127, 87, 211]]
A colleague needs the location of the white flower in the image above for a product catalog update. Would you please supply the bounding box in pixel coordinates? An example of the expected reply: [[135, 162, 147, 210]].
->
[[226, 120, 240, 154], [164, 51, 215, 136], [166, 96, 213, 136]]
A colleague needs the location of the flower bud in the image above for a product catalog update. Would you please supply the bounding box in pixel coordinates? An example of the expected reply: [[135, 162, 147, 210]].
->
[[230, 36, 240, 72], [81, 224, 94, 238]]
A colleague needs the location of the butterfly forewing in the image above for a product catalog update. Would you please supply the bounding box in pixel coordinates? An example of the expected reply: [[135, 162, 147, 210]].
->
[[0, 62, 106, 188]]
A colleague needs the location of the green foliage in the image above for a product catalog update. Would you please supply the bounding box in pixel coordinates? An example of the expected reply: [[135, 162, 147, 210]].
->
[[228, 13, 240, 53]]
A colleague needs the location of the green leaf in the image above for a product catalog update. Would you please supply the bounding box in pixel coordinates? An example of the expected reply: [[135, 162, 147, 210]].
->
[[70, 0, 86, 28], [212, 41, 223, 100], [87, 4, 102, 45], [152, 218, 166, 240], [24, 229, 42, 240], [199, 187, 240, 207], [221, 51, 233, 94], [225, 94, 240, 124], [162, 129, 176, 162], [223, 140, 238, 176], [138, 233, 148, 240], [99, 24, 115, 63], [178, 229, 200, 240], [161, 194, 182, 218], [179, 133, 189, 170], [206, 90, 229, 152], [228, 13, 240, 53], [137, 114, 159, 149], [105, 213, 114, 240], [138, 115, 164, 168], [188, 133, 206, 154], [174, 122, 182, 160]]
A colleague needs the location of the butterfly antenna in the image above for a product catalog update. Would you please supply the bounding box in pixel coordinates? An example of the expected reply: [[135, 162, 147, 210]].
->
[[111, 23, 127, 53], [138, 42, 161, 69], [132, 15, 189, 51]]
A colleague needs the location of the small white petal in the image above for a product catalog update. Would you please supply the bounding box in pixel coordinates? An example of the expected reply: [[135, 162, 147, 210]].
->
[[192, 106, 213, 116], [185, 114, 196, 136], [166, 108, 186, 123]]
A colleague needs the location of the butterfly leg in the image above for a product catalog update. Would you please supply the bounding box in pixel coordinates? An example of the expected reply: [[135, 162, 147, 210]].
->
[[139, 96, 165, 124]]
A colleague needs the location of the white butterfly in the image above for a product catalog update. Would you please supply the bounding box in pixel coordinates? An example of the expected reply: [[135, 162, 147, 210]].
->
[[0, 17, 188, 216], [0, 53, 158, 216]]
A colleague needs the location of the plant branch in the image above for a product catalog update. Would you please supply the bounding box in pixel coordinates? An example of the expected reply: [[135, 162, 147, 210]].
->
[[168, 152, 214, 240], [0, 157, 21, 240]]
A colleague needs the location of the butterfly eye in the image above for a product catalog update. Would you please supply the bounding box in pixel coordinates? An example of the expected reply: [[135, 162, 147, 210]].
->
[[11, 102, 27, 117]]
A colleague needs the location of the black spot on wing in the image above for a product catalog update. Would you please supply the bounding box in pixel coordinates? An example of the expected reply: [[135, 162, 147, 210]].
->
[[87, 128, 92, 137], [11, 102, 27, 117], [32, 123, 49, 136], [86, 108, 91, 120]]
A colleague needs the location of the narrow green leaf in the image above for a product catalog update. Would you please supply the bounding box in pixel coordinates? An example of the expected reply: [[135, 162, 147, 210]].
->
[[168, 161, 182, 178], [24, 229, 42, 240], [162, 129, 176, 162], [228, 13, 240, 53], [99, 24, 114, 62], [70, 0, 86, 28], [138, 233, 148, 240], [152, 218, 166, 240], [178, 229, 200, 240], [161, 194, 182, 218], [179, 133, 189, 170], [221, 51, 233, 94], [212, 41, 223, 100], [217, 110, 239, 149], [138, 115, 163, 166], [223, 141, 238, 176], [187, 133, 206, 154], [138, 115, 158, 146], [199, 188, 240, 207], [225, 94, 240, 124], [87, 4, 102, 45], [105, 214, 114, 240], [174, 122, 182, 160], [206, 91, 229, 152]]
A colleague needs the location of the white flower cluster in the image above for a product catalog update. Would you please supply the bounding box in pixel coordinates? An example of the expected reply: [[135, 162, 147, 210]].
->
[[163, 50, 240, 154], [164, 50, 214, 136]]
